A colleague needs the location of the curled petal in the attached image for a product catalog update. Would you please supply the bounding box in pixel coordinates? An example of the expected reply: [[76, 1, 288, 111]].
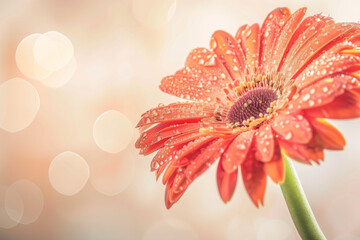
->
[[217, 160, 238, 203], [310, 118, 346, 150], [271, 114, 312, 144], [255, 125, 274, 162], [241, 151, 267, 207], [165, 173, 188, 209]]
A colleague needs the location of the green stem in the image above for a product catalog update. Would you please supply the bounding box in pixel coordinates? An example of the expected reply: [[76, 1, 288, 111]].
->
[[280, 155, 326, 240]]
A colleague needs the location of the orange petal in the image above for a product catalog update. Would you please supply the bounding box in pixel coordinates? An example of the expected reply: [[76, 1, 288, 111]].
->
[[255, 125, 274, 162], [217, 160, 238, 203], [222, 130, 254, 172], [165, 173, 187, 209], [241, 151, 267, 207], [280, 14, 334, 77], [172, 172, 190, 194], [305, 88, 360, 119], [138, 122, 201, 154], [162, 160, 178, 185], [293, 47, 357, 91], [159, 48, 231, 103], [136, 102, 214, 127], [288, 75, 359, 112], [136, 122, 173, 148], [235, 24, 260, 75], [210, 30, 247, 81], [260, 7, 291, 72], [185, 138, 232, 181], [288, 23, 354, 79], [174, 136, 216, 163], [264, 141, 284, 184], [271, 7, 307, 71], [279, 139, 324, 165], [271, 114, 312, 144], [310, 118, 346, 150]]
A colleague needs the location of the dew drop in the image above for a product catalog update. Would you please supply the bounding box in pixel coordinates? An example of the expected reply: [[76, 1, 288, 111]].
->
[[284, 132, 292, 140]]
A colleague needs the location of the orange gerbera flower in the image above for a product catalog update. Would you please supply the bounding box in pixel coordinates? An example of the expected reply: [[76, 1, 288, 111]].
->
[[136, 7, 360, 208]]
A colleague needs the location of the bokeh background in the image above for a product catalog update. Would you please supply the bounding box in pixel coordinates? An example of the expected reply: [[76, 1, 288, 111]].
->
[[0, 0, 360, 239]]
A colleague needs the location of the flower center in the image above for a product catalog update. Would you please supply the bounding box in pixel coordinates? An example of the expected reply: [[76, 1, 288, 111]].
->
[[227, 88, 278, 127]]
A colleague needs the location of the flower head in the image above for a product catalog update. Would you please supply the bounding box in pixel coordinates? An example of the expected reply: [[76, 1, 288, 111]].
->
[[136, 7, 360, 208]]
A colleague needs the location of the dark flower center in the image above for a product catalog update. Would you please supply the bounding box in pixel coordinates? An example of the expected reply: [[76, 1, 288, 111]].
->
[[227, 88, 277, 126]]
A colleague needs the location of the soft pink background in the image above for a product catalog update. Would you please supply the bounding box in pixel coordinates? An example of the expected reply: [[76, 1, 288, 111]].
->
[[0, 0, 360, 239]]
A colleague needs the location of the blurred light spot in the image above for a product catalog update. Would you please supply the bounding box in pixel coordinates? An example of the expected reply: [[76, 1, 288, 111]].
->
[[34, 31, 74, 71], [40, 57, 77, 88], [90, 151, 135, 196], [15, 33, 52, 80], [143, 218, 199, 240], [5, 180, 44, 225], [0, 185, 23, 229], [93, 110, 133, 154], [132, 0, 176, 29], [49, 151, 90, 196], [257, 219, 293, 240], [0, 78, 40, 132]]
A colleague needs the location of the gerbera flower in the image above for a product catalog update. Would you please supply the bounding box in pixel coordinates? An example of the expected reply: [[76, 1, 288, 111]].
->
[[136, 7, 360, 209]]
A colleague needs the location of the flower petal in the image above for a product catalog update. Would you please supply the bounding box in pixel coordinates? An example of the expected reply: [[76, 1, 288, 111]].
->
[[270, 7, 307, 71], [255, 125, 274, 162], [260, 7, 291, 72], [165, 173, 188, 209], [293, 52, 357, 92], [241, 151, 267, 207], [284, 23, 355, 79], [159, 48, 231, 103], [185, 138, 232, 181], [173, 136, 216, 163], [235, 24, 260, 75], [280, 14, 334, 77], [217, 160, 238, 203], [305, 88, 360, 119], [271, 114, 312, 144], [138, 122, 201, 154], [221, 130, 254, 172], [137, 102, 214, 127], [210, 30, 247, 81], [279, 139, 324, 165], [264, 141, 284, 184], [288, 74, 359, 111], [310, 118, 346, 150]]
